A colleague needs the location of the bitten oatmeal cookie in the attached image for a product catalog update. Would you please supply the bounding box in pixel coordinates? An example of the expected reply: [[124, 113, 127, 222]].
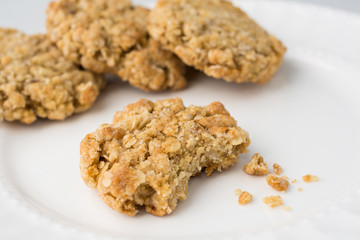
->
[[0, 28, 105, 124], [80, 98, 250, 216], [46, 0, 186, 92], [148, 0, 286, 84]]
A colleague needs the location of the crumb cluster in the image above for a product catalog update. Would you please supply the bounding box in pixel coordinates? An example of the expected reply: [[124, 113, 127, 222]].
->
[[239, 154, 320, 210], [80, 98, 250, 216]]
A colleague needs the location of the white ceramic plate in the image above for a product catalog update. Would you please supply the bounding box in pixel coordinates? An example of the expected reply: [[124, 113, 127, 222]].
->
[[1, 1, 360, 239]]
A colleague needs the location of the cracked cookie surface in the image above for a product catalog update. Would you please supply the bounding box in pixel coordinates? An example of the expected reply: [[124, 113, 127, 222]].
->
[[148, 0, 286, 84], [46, 0, 186, 92], [80, 98, 250, 216], [0, 28, 105, 124]]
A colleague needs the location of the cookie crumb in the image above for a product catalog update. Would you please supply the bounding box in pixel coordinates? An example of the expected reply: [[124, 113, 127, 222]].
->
[[266, 174, 289, 191], [243, 153, 269, 176], [263, 195, 283, 207], [282, 206, 291, 211], [235, 189, 242, 196], [273, 163, 282, 175], [297, 188, 303, 192], [291, 179, 297, 184], [238, 191, 252, 205], [302, 174, 319, 183]]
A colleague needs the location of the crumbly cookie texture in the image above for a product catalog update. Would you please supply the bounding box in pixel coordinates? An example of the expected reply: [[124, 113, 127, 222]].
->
[[46, 0, 186, 92], [243, 153, 268, 176], [148, 0, 286, 84], [0, 28, 105, 124], [80, 98, 250, 216], [266, 174, 289, 191]]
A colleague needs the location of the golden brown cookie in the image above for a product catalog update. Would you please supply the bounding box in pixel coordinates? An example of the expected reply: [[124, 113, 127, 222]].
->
[[148, 0, 286, 84], [46, 0, 186, 92], [0, 28, 105, 124], [80, 98, 250, 216]]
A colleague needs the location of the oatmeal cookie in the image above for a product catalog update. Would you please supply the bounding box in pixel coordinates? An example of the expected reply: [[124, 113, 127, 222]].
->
[[0, 28, 105, 124], [148, 0, 286, 84], [46, 0, 186, 92], [80, 98, 250, 216]]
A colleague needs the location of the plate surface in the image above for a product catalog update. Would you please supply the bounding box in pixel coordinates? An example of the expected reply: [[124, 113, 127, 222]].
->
[[1, 1, 360, 239]]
